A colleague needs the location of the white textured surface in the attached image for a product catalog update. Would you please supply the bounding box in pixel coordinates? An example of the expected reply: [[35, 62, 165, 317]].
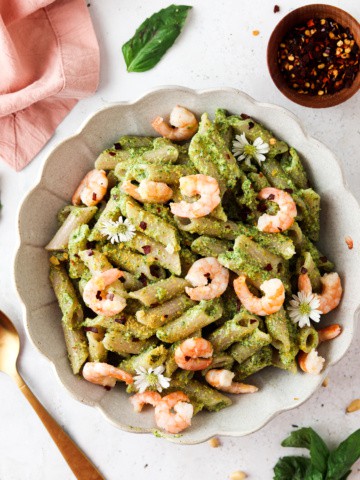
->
[[0, 0, 359, 479]]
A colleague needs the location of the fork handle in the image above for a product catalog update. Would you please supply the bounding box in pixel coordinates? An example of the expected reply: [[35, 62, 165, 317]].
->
[[14, 373, 104, 480]]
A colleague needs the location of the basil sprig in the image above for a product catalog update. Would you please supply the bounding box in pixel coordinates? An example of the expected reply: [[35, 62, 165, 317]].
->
[[274, 427, 360, 480], [122, 4, 192, 72]]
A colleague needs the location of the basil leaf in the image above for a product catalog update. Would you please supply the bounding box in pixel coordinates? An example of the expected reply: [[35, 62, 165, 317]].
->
[[273, 456, 311, 480], [282, 427, 329, 474], [326, 429, 360, 480], [122, 4, 192, 72]]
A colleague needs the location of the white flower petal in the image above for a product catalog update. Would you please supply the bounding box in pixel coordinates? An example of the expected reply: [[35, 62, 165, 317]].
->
[[253, 137, 263, 147]]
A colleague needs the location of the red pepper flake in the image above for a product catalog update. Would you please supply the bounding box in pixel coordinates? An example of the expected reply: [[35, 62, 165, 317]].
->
[[264, 263, 273, 271], [277, 17, 360, 96], [300, 266, 308, 274], [250, 318, 257, 324], [273, 5, 280, 13], [114, 142, 122, 150], [84, 326, 99, 333], [104, 386, 112, 391], [92, 192, 97, 201], [86, 241, 96, 249], [115, 315, 127, 324], [96, 290, 102, 300], [204, 272, 211, 278], [142, 245, 152, 254], [108, 151, 116, 157], [267, 194, 275, 200], [241, 113, 251, 120], [164, 314, 169, 319], [345, 235, 353, 249], [185, 356, 191, 361], [225, 153, 231, 159], [284, 188, 293, 194], [107, 292, 114, 301], [139, 221, 147, 230], [119, 276, 126, 283], [248, 121, 255, 129]]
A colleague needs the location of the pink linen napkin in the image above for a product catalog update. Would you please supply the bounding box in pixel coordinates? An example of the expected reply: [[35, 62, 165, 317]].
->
[[0, 0, 100, 171]]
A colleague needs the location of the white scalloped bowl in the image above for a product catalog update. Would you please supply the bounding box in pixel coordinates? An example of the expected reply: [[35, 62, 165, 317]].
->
[[15, 87, 360, 444]]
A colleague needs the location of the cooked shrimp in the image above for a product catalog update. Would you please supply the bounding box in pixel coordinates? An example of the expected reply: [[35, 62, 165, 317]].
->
[[170, 174, 221, 218], [82, 362, 133, 387], [72, 169, 108, 207], [154, 392, 193, 434], [130, 391, 162, 413], [205, 369, 258, 394], [318, 324, 342, 343], [257, 187, 297, 233], [233, 274, 285, 316], [83, 268, 126, 317], [298, 272, 342, 314], [174, 337, 213, 371], [185, 257, 229, 300], [121, 180, 173, 204], [151, 105, 198, 141], [298, 349, 325, 374]]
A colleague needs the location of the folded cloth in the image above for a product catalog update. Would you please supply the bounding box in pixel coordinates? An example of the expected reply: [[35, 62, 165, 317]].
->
[[0, 0, 100, 171]]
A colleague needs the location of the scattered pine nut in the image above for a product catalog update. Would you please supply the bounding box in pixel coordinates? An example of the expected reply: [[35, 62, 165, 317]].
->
[[346, 399, 360, 413], [345, 236, 353, 249], [322, 376, 329, 387], [229, 471, 247, 480], [252, 30, 260, 36], [208, 437, 221, 448]]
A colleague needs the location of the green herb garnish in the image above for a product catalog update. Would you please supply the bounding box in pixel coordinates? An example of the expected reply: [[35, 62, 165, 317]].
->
[[122, 4, 192, 72], [273, 427, 360, 480]]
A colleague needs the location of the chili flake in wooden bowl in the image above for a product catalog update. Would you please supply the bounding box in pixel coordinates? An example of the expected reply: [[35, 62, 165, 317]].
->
[[267, 4, 360, 108]]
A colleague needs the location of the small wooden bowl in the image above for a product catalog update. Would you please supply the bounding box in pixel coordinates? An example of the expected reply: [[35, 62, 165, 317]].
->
[[267, 4, 360, 108]]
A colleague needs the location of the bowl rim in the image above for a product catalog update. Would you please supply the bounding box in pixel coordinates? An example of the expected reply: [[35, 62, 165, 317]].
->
[[13, 85, 360, 443], [267, 3, 360, 108]]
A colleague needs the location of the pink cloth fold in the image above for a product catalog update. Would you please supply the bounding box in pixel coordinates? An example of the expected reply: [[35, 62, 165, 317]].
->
[[0, 0, 100, 171]]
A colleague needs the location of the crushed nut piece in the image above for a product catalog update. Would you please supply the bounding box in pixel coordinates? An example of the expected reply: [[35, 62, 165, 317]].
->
[[322, 376, 329, 387], [209, 437, 221, 448], [345, 236, 353, 249], [229, 471, 247, 480], [346, 399, 360, 413]]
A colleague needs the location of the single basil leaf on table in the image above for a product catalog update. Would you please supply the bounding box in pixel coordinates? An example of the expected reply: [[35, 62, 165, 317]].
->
[[122, 4, 192, 72], [282, 427, 329, 475], [326, 429, 360, 480], [273, 456, 311, 480]]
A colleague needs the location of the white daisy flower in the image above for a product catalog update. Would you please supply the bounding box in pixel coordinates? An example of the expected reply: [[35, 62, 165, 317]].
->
[[99, 217, 136, 244], [288, 291, 322, 328], [232, 133, 270, 166], [134, 365, 171, 393]]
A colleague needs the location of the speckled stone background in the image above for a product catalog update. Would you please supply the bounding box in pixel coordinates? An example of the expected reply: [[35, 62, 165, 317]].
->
[[0, 1, 359, 479]]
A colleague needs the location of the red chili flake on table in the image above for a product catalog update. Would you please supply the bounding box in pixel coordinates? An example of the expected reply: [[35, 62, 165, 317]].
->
[[345, 235, 354, 249], [277, 17, 359, 95], [273, 5, 280, 13], [139, 221, 147, 230], [142, 245, 152, 254]]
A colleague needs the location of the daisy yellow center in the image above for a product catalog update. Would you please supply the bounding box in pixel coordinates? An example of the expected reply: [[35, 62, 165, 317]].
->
[[299, 302, 311, 316], [244, 144, 257, 157], [146, 373, 159, 387], [109, 223, 128, 235]]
